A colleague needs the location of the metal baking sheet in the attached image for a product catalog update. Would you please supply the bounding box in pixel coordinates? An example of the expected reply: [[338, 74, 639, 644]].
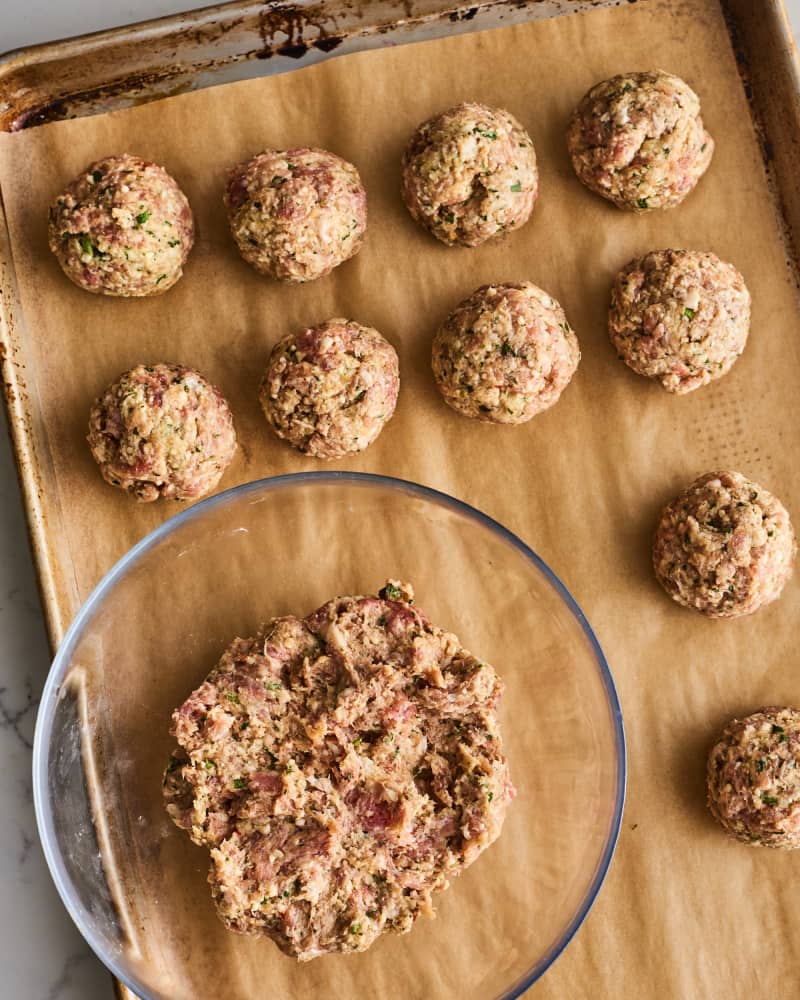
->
[[1, 2, 799, 998]]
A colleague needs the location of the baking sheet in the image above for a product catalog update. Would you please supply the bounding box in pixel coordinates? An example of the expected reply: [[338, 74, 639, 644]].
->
[[2, 0, 800, 994]]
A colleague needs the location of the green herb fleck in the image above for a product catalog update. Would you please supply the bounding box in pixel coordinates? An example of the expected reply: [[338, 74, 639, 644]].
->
[[156, 273, 167, 284], [500, 341, 515, 357], [636, 197, 649, 210], [762, 795, 779, 806], [756, 759, 766, 772], [349, 923, 363, 935], [204, 759, 215, 771], [701, 143, 707, 152], [510, 180, 523, 193], [683, 307, 695, 320], [233, 777, 248, 789], [135, 209, 151, 226], [79, 234, 94, 256], [91, 169, 103, 183], [473, 127, 497, 139], [662, 147, 670, 156], [270, 175, 287, 188], [377, 615, 387, 627], [167, 238, 180, 248], [353, 736, 363, 747], [622, 82, 634, 92], [226, 692, 241, 704], [772, 724, 785, 734], [443, 211, 455, 224], [265, 681, 283, 691], [383, 582, 403, 601]]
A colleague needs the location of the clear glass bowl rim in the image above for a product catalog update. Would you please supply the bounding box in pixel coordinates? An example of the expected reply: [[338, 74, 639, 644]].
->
[[32, 471, 627, 999]]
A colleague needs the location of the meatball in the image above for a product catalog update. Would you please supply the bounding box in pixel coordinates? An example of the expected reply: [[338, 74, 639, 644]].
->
[[431, 283, 580, 424], [652, 471, 795, 618], [567, 71, 714, 211], [609, 250, 750, 393], [401, 102, 538, 247], [87, 363, 237, 502], [707, 707, 800, 848], [260, 319, 399, 459], [163, 581, 514, 959], [224, 148, 367, 283], [48, 154, 194, 296]]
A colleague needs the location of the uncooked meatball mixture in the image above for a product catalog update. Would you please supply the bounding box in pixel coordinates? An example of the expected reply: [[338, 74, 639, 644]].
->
[[224, 148, 367, 283], [567, 71, 714, 211], [609, 250, 750, 393], [260, 318, 399, 459], [163, 581, 515, 960], [652, 471, 795, 618], [401, 102, 538, 247], [707, 707, 800, 848], [48, 154, 194, 296], [432, 282, 580, 423], [87, 363, 237, 502]]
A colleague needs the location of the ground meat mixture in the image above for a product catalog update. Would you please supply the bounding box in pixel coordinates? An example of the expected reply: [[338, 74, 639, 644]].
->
[[401, 102, 538, 247], [431, 283, 580, 423], [609, 250, 750, 393], [87, 363, 237, 502], [260, 318, 399, 459], [163, 581, 514, 961], [224, 148, 367, 283], [567, 71, 714, 211], [652, 471, 795, 618], [707, 707, 800, 848], [48, 154, 194, 296]]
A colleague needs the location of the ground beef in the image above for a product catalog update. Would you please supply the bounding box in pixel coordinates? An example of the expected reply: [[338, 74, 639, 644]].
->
[[567, 71, 714, 211], [224, 148, 367, 283], [401, 102, 538, 247], [609, 250, 750, 393], [431, 283, 580, 423], [707, 707, 800, 848], [652, 471, 795, 618], [163, 581, 514, 961], [259, 318, 399, 459], [87, 363, 237, 502], [48, 154, 194, 296]]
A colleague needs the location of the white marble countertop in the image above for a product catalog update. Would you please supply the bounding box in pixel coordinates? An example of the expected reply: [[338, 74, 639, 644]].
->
[[2, 2, 800, 997]]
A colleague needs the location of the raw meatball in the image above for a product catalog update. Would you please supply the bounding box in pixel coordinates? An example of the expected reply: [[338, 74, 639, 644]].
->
[[163, 581, 514, 960], [567, 71, 714, 211], [88, 363, 237, 502], [652, 471, 795, 618], [260, 318, 399, 459], [48, 154, 194, 296], [707, 707, 800, 848], [609, 250, 750, 393], [224, 148, 367, 282], [401, 102, 538, 247], [432, 283, 580, 423]]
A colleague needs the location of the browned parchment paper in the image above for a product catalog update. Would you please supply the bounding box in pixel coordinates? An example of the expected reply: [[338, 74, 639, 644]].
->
[[2, 0, 800, 995]]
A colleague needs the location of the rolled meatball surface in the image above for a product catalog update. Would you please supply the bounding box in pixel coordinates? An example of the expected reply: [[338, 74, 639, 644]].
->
[[401, 102, 538, 247], [652, 471, 795, 618], [609, 250, 750, 393], [88, 363, 237, 502], [260, 319, 399, 459], [567, 71, 713, 211], [224, 148, 367, 283], [48, 154, 194, 296], [707, 707, 800, 848], [432, 282, 580, 423]]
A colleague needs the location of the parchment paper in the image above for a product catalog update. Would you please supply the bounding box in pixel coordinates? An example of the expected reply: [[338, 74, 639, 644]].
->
[[2, 0, 800, 995]]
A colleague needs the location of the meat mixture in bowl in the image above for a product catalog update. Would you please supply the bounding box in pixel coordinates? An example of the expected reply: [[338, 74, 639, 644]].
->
[[164, 581, 515, 960]]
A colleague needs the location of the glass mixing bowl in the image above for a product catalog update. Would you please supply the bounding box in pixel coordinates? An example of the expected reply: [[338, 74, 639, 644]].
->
[[33, 473, 625, 999]]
